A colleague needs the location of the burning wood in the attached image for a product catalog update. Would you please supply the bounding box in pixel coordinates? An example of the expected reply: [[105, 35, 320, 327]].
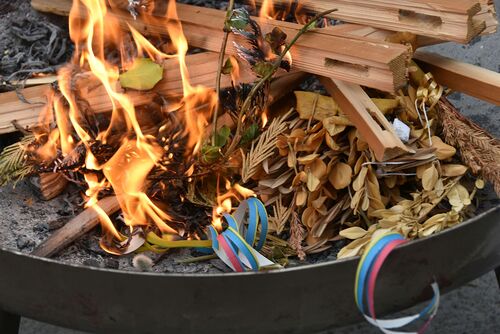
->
[[32, 196, 121, 257], [0, 53, 304, 134], [0, 0, 498, 274], [31, 0, 412, 92]]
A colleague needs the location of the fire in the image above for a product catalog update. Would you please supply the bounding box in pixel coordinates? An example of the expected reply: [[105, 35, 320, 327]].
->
[[258, 0, 293, 21], [34, 0, 218, 250], [212, 178, 255, 231]]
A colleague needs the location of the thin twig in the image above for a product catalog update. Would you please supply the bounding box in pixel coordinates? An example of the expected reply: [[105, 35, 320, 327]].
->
[[212, 0, 236, 145], [224, 8, 337, 157]]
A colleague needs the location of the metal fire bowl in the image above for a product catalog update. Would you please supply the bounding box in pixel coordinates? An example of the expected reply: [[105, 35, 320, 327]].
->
[[1, 206, 499, 334]]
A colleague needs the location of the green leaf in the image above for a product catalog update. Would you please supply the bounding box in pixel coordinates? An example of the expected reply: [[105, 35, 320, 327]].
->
[[201, 145, 222, 164], [252, 61, 275, 78], [240, 123, 260, 146], [222, 58, 234, 75], [119, 58, 163, 91], [215, 125, 231, 147], [228, 18, 248, 30]]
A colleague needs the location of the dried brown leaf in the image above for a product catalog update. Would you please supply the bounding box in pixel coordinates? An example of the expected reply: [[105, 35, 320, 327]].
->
[[329, 162, 352, 190], [422, 164, 438, 191]]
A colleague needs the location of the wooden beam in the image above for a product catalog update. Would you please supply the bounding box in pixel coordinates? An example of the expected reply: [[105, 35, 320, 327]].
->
[[319, 76, 412, 161], [0, 51, 305, 134], [254, 0, 497, 43], [31, 196, 121, 258], [414, 51, 500, 105], [31, 0, 411, 92], [0, 53, 230, 134], [326, 24, 445, 49]]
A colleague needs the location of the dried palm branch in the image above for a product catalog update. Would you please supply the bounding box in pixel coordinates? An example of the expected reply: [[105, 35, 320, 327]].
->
[[241, 110, 291, 183], [0, 135, 35, 186], [438, 97, 500, 196], [269, 194, 293, 234]]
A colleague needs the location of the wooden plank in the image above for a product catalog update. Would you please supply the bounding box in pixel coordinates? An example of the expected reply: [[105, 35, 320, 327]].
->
[[414, 50, 500, 105], [254, 0, 497, 43], [0, 53, 231, 134], [324, 24, 444, 49], [0, 52, 304, 134], [31, 0, 411, 92], [319, 77, 412, 161], [31, 196, 121, 258]]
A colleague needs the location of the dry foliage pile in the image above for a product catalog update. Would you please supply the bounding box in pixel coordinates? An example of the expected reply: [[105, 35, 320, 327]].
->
[[0, 0, 498, 266]]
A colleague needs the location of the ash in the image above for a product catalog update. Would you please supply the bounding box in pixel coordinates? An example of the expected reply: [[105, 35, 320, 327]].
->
[[0, 0, 72, 89]]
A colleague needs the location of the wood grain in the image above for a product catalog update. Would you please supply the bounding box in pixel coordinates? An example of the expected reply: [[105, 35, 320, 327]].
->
[[31, 0, 411, 92], [414, 50, 500, 105], [320, 77, 412, 161], [254, 0, 497, 43]]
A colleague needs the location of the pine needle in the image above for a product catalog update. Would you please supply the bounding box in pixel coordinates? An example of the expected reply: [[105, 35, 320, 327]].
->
[[0, 134, 35, 187], [241, 110, 291, 183], [438, 97, 500, 196]]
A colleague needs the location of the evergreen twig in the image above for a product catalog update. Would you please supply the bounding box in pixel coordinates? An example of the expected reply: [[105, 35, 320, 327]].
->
[[224, 8, 337, 157]]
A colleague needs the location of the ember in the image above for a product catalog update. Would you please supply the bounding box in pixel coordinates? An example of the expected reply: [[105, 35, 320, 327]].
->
[[0, 0, 499, 276]]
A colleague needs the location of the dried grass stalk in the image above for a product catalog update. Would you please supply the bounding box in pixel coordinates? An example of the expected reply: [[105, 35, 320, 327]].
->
[[438, 97, 500, 195], [289, 211, 306, 260]]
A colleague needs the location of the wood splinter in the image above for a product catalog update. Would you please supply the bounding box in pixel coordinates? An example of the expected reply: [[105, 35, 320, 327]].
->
[[31, 196, 120, 258], [319, 76, 413, 161]]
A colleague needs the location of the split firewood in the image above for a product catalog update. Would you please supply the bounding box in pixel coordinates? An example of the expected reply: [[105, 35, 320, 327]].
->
[[254, 0, 497, 43], [31, 0, 412, 92], [414, 51, 500, 105], [29, 172, 68, 201], [319, 76, 412, 161], [31, 196, 120, 257]]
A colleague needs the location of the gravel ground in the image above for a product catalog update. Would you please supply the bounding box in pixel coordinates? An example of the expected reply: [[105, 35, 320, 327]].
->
[[5, 0, 500, 333]]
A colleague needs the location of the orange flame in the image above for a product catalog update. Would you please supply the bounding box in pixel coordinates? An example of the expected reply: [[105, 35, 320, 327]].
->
[[211, 178, 255, 231], [34, 0, 222, 247], [258, 0, 294, 21]]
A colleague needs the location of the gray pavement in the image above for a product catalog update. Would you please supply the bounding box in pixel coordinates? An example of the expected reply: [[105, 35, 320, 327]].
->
[[17, 0, 500, 333]]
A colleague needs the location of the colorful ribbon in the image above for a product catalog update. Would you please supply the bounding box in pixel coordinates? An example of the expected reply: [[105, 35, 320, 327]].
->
[[145, 197, 276, 272], [355, 232, 440, 333], [208, 197, 278, 272]]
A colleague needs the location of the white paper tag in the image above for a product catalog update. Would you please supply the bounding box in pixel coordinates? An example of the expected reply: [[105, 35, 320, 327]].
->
[[392, 118, 410, 142]]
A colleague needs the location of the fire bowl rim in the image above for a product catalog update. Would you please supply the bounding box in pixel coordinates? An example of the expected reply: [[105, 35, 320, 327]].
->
[[1, 204, 498, 278]]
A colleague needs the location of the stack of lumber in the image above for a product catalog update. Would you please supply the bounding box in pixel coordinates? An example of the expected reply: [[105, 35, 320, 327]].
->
[[0, 0, 499, 163], [254, 0, 498, 43]]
